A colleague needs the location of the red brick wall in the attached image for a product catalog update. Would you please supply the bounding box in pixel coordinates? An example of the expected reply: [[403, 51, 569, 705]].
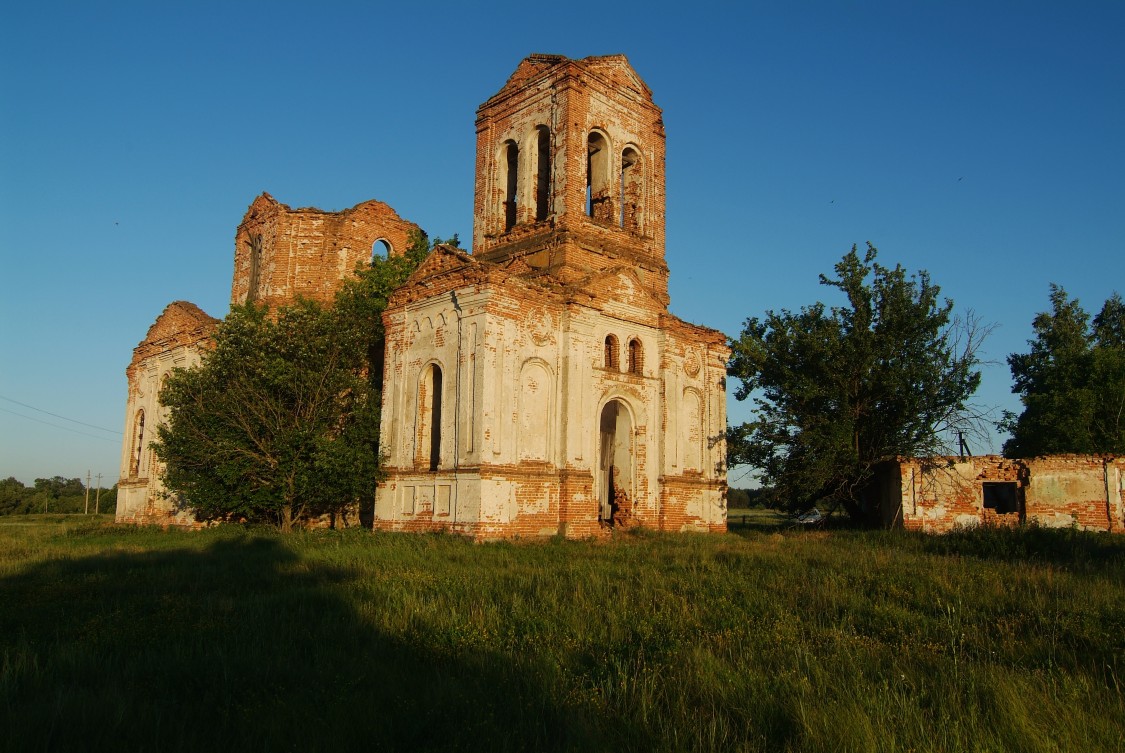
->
[[892, 455, 1122, 533], [231, 192, 420, 309]]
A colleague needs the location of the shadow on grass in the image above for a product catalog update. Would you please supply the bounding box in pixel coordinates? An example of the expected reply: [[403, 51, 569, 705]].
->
[[0, 533, 634, 752]]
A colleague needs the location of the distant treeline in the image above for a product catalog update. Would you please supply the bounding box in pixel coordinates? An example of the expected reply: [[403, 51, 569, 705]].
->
[[726, 487, 776, 509], [0, 476, 117, 516]]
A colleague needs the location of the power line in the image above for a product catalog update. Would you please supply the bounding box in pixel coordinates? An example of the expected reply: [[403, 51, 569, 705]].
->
[[0, 407, 121, 442], [0, 394, 122, 434], [728, 466, 757, 486]]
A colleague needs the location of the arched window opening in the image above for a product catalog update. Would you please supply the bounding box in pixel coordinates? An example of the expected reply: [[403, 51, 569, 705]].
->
[[534, 126, 551, 222], [425, 365, 443, 471], [246, 232, 263, 303], [503, 140, 519, 232], [158, 374, 171, 420], [628, 338, 643, 375], [371, 239, 392, 264], [129, 409, 145, 477], [599, 400, 633, 525], [587, 131, 612, 221], [604, 334, 619, 370], [620, 147, 643, 232]]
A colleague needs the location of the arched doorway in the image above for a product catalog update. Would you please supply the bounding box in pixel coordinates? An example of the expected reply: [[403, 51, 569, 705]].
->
[[598, 399, 633, 523]]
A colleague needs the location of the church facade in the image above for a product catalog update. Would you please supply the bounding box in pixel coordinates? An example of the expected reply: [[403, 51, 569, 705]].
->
[[373, 55, 729, 537], [116, 54, 730, 536]]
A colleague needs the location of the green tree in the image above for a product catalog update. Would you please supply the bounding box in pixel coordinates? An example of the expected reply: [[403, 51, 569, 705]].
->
[[0, 477, 27, 515], [154, 231, 431, 530], [727, 243, 987, 522], [24, 476, 86, 514], [1001, 287, 1125, 456]]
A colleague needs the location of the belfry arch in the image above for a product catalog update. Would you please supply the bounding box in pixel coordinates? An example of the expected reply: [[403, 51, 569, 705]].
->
[[598, 399, 634, 523], [533, 125, 551, 222], [587, 130, 613, 221], [620, 146, 643, 232], [501, 140, 519, 232]]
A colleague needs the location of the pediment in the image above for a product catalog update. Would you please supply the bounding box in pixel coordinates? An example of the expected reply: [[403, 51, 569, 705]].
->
[[579, 266, 666, 313], [401, 244, 478, 286], [141, 301, 218, 347], [240, 192, 284, 225], [581, 55, 652, 100], [484, 54, 653, 108]]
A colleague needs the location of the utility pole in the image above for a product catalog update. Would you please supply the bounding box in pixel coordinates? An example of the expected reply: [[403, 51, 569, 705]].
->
[[85, 471, 91, 515], [956, 431, 972, 459], [95, 474, 103, 515]]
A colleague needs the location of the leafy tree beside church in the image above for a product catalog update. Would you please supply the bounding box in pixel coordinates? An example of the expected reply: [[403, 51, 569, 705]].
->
[[1000, 286, 1125, 457], [153, 230, 432, 530], [727, 244, 988, 522]]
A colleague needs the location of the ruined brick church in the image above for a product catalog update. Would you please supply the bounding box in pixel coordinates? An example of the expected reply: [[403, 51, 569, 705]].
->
[[116, 54, 730, 537]]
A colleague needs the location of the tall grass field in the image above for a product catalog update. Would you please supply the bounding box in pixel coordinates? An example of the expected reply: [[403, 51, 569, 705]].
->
[[2, 515, 1122, 752]]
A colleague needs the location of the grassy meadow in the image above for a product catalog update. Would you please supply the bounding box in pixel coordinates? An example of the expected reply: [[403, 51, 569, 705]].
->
[[1, 515, 1123, 752]]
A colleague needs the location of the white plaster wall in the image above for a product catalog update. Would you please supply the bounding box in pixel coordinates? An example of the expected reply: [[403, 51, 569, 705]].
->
[[376, 277, 727, 534], [116, 345, 204, 524]]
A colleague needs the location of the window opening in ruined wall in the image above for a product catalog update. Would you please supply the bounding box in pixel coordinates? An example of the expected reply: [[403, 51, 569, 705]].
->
[[620, 146, 643, 232], [604, 334, 619, 370], [129, 409, 145, 477], [155, 374, 170, 477], [417, 364, 444, 472], [587, 131, 612, 221], [628, 338, 643, 375], [503, 140, 519, 232], [982, 482, 1019, 515], [535, 126, 551, 222], [371, 239, 392, 263], [246, 232, 263, 303]]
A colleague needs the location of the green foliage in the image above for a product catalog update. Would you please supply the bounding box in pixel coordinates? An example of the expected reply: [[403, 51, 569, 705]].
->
[[2, 519, 1122, 752], [0, 477, 116, 516], [430, 232, 461, 249], [727, 244, 986, 521], [1001, 286, 1125, 456], [0, 477, 26, 515], [725, 487, 752, 508], [725, 487, 772, 509], [154, 233, 431, 530]]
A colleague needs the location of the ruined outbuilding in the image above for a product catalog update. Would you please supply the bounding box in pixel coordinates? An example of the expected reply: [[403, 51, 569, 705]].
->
[[874, 455, 1125, 533], [117, 54, 729, 534]]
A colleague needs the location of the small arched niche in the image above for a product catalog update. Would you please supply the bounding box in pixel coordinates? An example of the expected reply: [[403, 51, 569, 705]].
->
[[627, 338, 644, 375], [129, 409, 146, 477], [417, 363, 443, 472], [604, 334, 620, 370]]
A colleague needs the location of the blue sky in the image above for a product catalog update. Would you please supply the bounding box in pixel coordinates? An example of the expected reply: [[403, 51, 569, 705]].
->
[[1, 1, 1122, 486]]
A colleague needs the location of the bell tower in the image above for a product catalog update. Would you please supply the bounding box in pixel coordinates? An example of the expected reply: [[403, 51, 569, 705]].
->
[[472, 54, 669, 304]]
